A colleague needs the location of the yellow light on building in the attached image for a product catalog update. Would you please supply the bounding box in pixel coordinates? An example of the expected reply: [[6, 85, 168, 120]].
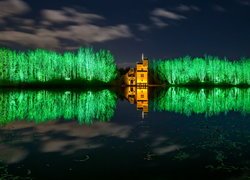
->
[[124, 86, 148, 119], [124, 54, 149, 86], [136, 87, 148, 113], [123, 54, 149, 118]]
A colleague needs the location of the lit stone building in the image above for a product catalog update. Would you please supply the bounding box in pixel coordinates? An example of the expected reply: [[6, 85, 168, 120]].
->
[[124, 54, 148, 86], [124, 54, 149, 118], [124, 68, 136, 86]]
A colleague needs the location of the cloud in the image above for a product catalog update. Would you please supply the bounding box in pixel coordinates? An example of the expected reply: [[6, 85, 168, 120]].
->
[[150, 17, 168, 28], [150, 8, 187, 28], [213, 5, 226, 12], [0, 0, 30, 20], [152, 8, 186, 20], [0, 24, 132, 49], [0, 4, 133, 49], [66, 24, 132, 43], [239, 0, 250, 6], [41, 8, 104, 24], [0, 30, 60, 48], [137, 24, 151, 32], [176, 4, 200, 12]]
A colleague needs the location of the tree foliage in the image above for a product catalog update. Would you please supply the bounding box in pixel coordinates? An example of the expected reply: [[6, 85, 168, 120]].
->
[[150, 56, 250, 85], [0, 47, 117, 84]]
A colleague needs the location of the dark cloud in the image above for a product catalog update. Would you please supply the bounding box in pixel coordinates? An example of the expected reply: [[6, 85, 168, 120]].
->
[[41, 8, 104, 24], [149, 7, 200, 28], [150, 8, 186, 28], [150, 17, 168, 28], [0, 0, 30, 19], [213, 5, 226, 12], [152, 8, 186, 20], [137, 24, 151, 32], [0, 0, 249, 60], [0, 1, 133, 49], [176, 4, 200, 12], [239, 0, 250, 6]]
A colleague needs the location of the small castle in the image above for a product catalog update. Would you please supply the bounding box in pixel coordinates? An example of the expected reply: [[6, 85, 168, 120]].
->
[[124, 54, 149, 118], [124, 54, 148, 86]]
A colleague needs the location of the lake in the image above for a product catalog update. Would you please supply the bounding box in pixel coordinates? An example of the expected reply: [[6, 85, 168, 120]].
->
[[0, 87, 250, 179]]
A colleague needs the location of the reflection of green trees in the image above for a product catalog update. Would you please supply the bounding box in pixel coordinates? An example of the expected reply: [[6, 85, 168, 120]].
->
[[0, 90, 117, 125], [152, 87, 250, 116], [150, 56, 250, 85], [0, 48, 117, 84]]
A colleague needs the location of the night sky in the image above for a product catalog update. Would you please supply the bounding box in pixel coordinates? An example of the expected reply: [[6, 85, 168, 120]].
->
[[0, 0, 250, 66]]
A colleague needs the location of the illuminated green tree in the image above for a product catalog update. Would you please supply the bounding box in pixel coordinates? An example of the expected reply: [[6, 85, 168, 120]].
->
[[0, 47, 118, 84], [151, 56, 250, 86]]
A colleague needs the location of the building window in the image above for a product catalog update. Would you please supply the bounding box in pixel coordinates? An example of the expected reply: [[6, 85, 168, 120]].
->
[[141, 95, 144, 98], [130, 80, 133, 84], [131, 87, 133, 91], [141, 74, 144, 77]]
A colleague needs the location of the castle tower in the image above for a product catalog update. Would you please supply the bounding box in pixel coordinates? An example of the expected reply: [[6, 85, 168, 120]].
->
[[124, 54, 149, 86], [136, 54, 148, 85]]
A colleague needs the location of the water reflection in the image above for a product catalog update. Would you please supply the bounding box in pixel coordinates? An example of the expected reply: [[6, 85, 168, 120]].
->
[[151, 87, 250, 116], [0, 87, 249, 126], [0, 121, 132, 164], [0, 87, 250, 179], [124, 86, 148, 118], [0, 89, 117, 125], [124, 87, 250, 118]]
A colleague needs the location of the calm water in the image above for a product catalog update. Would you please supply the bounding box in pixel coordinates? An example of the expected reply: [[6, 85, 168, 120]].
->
[[0, 87, 250, 179]]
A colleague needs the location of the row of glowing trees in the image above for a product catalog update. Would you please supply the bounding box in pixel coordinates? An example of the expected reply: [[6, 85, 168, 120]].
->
[[0, 47, 249, 125], [0, 88, 249, 125], [0, 48, 117, 84], [150, 56, 250, 85], [0, 48, 250, 86]]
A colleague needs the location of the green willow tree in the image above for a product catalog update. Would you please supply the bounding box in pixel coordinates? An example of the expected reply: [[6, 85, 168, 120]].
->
[[0, 47, 117, 84], [151, 56, 250, 86]]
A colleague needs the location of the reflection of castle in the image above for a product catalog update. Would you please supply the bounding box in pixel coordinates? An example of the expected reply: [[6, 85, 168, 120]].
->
[[124, 86, 148, 118]]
